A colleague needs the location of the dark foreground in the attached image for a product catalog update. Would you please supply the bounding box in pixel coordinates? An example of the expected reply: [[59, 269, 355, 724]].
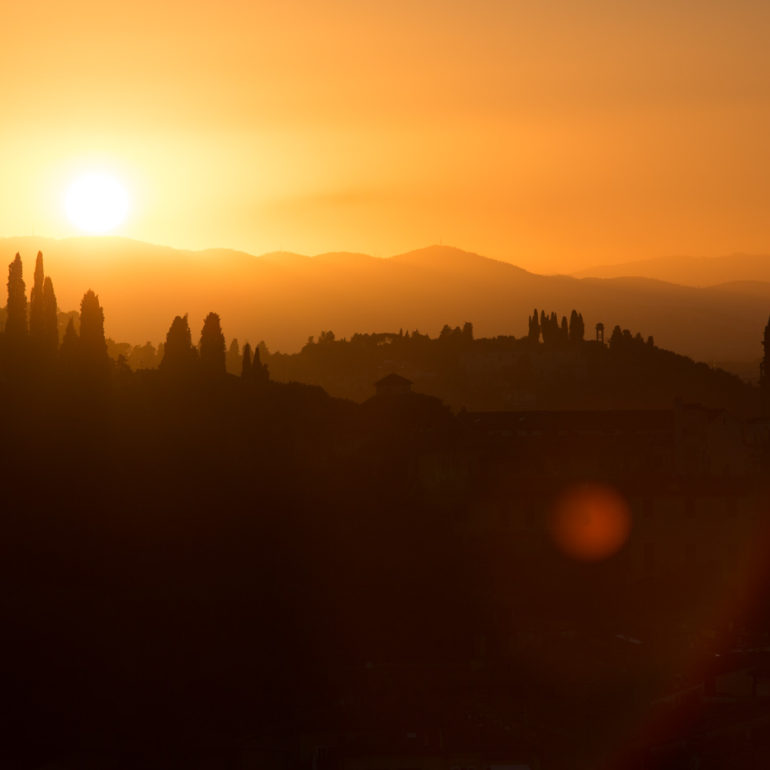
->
[[1, 358, 770, 770]]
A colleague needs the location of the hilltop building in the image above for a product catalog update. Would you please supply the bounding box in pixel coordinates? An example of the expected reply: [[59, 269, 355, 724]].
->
[[374, 373, 412, 397]]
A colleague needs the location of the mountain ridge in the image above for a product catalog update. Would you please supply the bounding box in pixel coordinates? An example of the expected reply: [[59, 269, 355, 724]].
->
[[0, 237, 767, 370], [573, 252, 770, 287]]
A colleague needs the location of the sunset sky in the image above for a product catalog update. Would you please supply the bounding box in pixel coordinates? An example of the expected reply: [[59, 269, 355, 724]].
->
[[2, 0, 769, 273]]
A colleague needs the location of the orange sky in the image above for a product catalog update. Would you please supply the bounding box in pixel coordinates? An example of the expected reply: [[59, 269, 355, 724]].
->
[[2, 0, 769, 273]]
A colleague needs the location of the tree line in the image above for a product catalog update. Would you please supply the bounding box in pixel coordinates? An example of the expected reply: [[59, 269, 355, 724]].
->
[[1, 252, 268, 384], [527, 308, 585, 345]]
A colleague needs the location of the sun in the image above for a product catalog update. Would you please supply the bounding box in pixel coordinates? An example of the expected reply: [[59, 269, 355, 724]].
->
[[64, 172, 130, 234]]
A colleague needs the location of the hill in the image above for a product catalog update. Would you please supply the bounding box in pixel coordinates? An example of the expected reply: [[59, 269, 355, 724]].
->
[[266, 324, 757, 415], [0, 238, 768, 369], [573, 253, 770, 287]]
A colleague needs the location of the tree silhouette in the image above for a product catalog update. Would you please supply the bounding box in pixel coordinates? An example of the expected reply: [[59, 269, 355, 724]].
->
[[569, 310, 585, 343], [59, 317, 79, 370], [42, 277, 59, 360], [241, 342, 253, 378], [80, 289, 107, 364], [29, 252, 45, 344], [5, 253, 27, 339], [128, 341, 159, 370], [762, 315, 770, 415], [528, 309, 540, 343], [199, 312, 226, 377], [73, 290, 111, 385], [252, 344, 269, 385], [540, 311, 560, 346], [226, 338, 241, 375], [160, 315, 197, 376]]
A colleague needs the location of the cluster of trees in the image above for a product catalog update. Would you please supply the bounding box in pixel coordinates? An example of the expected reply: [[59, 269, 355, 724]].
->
[[2, 251, 112, 382], [303, 311, 586, 353], [106, 339, 163, 371], [155, 312, 268, 382], [609, 325, 655, 350], [5, 252, 60, 361], [439, 322, 474, 343], [307, 323, 474, 349], [1, 253, 268, 386], [528, 308, 585, 345]]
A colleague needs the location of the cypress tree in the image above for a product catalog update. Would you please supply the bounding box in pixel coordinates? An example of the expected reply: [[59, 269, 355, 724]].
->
[[528, 309, 540, 342], [79, 290, 110, 378], [29, 252, 45, 343], [252, 343, 269, 384], [5, 253, 27, 339], [59, 317, 79, 369], [41, 277, 59, 358], [541, 311, 558, 346], [226, 338, 240, 375], [160, 315, 197, 376], [199, 312, 226, 377], [241, 343, 253, 378], [609, 325, 624, 349], [80, 291, 107, 358], [568, 309, 585, 343]]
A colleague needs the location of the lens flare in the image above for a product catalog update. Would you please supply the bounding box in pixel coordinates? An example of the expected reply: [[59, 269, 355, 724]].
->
[[549, 482, 631, 561]]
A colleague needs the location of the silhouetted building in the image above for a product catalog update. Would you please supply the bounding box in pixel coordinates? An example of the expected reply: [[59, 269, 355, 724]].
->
[[374, 373, 412, 397]]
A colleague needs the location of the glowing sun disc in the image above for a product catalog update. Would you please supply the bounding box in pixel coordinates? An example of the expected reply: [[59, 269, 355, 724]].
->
[[65, 172, 130, 234]]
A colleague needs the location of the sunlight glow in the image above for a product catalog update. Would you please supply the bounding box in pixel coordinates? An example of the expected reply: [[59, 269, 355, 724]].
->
[[64, 172, 130, 234]]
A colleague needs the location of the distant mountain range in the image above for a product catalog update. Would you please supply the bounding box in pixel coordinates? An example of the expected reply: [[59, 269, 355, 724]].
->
[[573, 252, 770, 288], [0, 237, 768, 372]]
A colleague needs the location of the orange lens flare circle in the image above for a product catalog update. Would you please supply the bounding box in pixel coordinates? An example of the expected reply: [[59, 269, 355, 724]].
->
[[549, 483, 632, 561]]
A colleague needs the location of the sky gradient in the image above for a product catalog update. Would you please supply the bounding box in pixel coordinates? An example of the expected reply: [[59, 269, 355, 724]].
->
[[2, 0, 769, 272]]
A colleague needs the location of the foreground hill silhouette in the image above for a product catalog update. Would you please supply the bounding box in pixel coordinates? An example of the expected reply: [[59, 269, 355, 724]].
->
[[1, 237, 769, 370], [2, 252, 770, 768], [265, 317, 757, 415]]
